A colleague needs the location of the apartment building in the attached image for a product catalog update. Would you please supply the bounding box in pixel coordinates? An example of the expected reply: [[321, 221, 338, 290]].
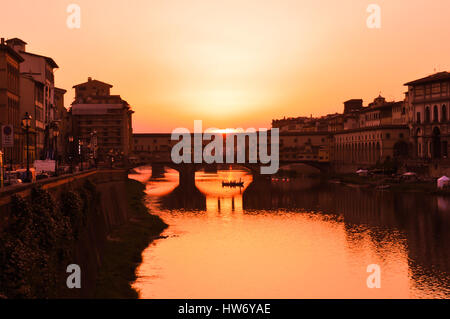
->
[[0, 38, 24, 167], [71, 78, 133, 163], [6, 38, 60, 161]]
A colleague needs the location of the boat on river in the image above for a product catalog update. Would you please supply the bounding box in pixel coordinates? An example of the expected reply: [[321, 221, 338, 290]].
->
[[222, 179, 244, 188]]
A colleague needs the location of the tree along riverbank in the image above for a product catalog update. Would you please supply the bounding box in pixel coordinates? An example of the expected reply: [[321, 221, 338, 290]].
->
[[94, 179, 167, 298]]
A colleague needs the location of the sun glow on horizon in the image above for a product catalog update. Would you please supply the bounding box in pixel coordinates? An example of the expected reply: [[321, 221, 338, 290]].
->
[[209, 128, 242, 134], [2, 0, 450, 132]]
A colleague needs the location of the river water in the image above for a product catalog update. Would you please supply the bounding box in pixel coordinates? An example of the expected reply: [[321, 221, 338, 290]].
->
[[130, 167, 450, 299]]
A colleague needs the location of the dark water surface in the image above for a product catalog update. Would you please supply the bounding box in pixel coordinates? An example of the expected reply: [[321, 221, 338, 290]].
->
[[130, 167, 450, 299]]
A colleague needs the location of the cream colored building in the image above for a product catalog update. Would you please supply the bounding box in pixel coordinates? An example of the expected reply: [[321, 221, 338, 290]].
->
[[132, 133, 172, 162], [405, 72, 449, 160]]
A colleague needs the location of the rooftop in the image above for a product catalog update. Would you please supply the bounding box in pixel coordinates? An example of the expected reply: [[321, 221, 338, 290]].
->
[[19, 50, 58, 68], [0, 39, 24, 63], [73, 78, 113, 88], [55, 87, 67, 94], [5, 38, 27, 45], [404, 71, 450, 86]]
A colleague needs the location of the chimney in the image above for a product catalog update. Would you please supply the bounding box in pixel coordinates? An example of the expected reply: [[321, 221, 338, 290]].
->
[[5, 38, 27, 52], [88, 77, 92, 82]]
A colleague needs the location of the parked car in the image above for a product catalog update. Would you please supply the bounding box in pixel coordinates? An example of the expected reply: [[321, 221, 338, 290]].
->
[[16, 168, 36, 182], [4, 168, 36, 184]]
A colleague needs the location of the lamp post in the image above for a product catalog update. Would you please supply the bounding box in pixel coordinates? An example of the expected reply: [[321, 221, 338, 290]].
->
[[68, 135, 74, 173], [90, 130, 98, 168], [22, 112, 32, 183], [53, 125, 60, 176]]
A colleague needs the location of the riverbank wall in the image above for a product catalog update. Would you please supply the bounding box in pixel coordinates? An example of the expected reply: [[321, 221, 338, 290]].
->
[[332, 160, 450, 177], [0, 169, 137, 298]]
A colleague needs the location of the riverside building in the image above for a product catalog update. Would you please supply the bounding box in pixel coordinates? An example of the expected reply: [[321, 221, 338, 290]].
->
[[70, 78, 134, 164], [0, 38, 23, 168]]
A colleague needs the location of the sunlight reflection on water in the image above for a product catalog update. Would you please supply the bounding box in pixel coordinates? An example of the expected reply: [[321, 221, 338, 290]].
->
[[130, 167, 450, 299]]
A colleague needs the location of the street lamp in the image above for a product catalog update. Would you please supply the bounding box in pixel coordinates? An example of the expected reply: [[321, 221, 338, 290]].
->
[[22, 112, 32, 183], [90, 130, 98, 168], [108, 149, 114, 168], [53, 125, 60, 176]]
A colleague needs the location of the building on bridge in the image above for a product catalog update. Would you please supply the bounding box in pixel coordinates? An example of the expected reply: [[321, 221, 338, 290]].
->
[[70, 78, 133, 164], [279, 132, 331, 163], [132, 133, 172, 163], [272, 115, 333, 133]]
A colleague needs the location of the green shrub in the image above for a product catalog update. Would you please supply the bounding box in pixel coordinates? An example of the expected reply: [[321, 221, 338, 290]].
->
[[0, 184, 91, 298]]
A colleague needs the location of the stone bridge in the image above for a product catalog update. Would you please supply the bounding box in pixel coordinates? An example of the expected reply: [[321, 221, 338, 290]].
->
[[131, 131, 331, 185], [131, 152, 330, 188]]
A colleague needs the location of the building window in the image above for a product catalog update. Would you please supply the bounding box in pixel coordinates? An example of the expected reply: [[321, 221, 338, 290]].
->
[[442, 105, 447, 122], [433, 105, 439, 122], [386, 133, 391, 139], [425, 107, 431, 123], [416, 112, 421, 124]]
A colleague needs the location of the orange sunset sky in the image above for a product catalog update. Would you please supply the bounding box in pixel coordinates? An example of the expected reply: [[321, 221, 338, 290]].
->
[[1, 0, 450, 132]]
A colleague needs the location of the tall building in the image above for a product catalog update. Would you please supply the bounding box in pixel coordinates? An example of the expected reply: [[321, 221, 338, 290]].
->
[[70, 78, 133, 164], [0, 38, 24, 168], [404, 72, 450, 160], [6, 38, 60, 160]]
